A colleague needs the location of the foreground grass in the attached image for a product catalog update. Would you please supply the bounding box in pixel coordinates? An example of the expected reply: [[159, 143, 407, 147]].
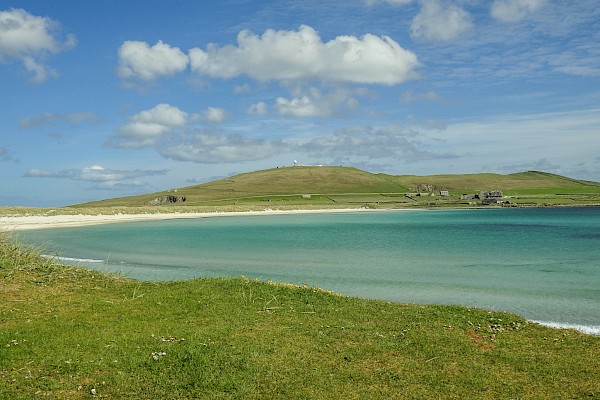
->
[[1, 235, 599, 399]]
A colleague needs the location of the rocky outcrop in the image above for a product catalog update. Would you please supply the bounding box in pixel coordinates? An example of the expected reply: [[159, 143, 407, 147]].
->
[[148, 195, 187, 206]]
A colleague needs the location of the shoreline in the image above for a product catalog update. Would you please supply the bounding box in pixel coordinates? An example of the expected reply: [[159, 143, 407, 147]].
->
[[3, 204, 599, 231], [0, 207, 409, 231], [5, 207, 599, 337]]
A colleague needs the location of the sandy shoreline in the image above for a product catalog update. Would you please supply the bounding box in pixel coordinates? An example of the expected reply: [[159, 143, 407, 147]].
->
[[0, 208, 398, 231]]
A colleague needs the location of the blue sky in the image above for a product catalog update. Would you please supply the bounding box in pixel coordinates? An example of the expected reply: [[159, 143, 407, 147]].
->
[[1, 0, 599, 207]]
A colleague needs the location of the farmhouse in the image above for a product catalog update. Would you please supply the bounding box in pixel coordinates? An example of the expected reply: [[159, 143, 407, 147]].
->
[[460, 190, 503, 204], [480, 190, 503, 204]]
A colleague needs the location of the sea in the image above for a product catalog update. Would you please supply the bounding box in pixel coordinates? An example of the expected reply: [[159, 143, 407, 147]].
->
[[18, 207, 600, 335]]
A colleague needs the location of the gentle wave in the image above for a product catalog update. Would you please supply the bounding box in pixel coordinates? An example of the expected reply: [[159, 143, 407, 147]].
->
[[42, 254, 105, 264], [531, 320, 600, 336]]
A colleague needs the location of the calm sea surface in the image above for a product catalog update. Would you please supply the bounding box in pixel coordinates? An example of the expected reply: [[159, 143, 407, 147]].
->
[[20, 208, 600, 334]]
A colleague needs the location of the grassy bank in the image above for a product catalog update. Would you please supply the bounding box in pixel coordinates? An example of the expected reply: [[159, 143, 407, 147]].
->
[[1, 234, 599, 399]]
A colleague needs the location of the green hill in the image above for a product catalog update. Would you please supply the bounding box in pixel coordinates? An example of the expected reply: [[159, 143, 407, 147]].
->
[[72, 167, 600, 209]]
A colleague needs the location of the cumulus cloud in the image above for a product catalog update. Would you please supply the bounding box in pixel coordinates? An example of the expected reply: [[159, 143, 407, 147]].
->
[[24, 165, 167, 190], [490, 0, 546, 23], [117, 40, 189, 81], [159, 130, 283, 163], [20, 111, 98, 129], [189, 25, 419, 85], [0, 8, 76, 83], [111, 104, 282, 163], [410, 1, 473, 42], [203, 107, 227, 123], [275, 88, 358, 117], [111, 103, 190, 148]]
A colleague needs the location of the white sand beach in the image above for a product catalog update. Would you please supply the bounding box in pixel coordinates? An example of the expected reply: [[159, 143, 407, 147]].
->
[[0, 208, 390, 231]]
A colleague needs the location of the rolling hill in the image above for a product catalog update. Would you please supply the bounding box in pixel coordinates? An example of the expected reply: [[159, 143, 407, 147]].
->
[[72, 166, 600, 209]]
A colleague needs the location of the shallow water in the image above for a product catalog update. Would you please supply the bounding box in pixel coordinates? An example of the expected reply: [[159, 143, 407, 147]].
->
[[20, 207, 600, 334]]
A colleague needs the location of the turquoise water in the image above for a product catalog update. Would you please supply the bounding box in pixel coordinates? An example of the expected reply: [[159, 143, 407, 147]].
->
[[19, 208, 600, 334]]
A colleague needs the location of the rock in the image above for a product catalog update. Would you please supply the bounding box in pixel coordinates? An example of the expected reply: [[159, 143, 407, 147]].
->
[[147, 195, 187, 206]]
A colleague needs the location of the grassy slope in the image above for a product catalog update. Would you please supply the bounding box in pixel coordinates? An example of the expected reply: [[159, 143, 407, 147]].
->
[[392, 170, 600, 194], [72, 167, 600, 209], [74, 167, 409, 208], [1, 235, 599, 399]]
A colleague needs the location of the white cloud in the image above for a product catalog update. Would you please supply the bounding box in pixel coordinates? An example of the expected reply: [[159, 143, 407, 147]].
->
[[117, 40, 189, 81], [22, 55, 57, 83], [491, 0, 546, 23], [0, 8, 75, 83], [247, 101, 268, 115], [276, 96, 322, 117], [24, 168, 54, 177], [159, 130, 283, 163], [112, 103, 189, 148], [410, 1, 473, 42], [203, 107, 227, 123], [189, 24, 419, 85], [24, 165, 167, 190], [111, 104, 285, 163], [274, 88, 358, 117]]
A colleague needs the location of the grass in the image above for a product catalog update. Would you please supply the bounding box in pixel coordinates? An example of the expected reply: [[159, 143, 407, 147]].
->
[[1, 233, 599, 399], [2, 167, 599, 217], [69, 167, 600, 210]]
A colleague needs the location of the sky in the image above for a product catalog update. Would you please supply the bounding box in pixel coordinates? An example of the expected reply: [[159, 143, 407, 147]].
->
[[1, 0, 599, 207]]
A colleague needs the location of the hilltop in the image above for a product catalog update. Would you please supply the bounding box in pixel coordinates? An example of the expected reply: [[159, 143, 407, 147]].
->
[[73, 166, 600, 209]]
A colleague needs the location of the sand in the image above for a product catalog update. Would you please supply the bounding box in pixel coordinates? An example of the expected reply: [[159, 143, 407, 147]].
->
[[0, 208, 389, 231]]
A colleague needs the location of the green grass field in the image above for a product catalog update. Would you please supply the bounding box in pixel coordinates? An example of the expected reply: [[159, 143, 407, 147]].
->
[[67, 167, 600, 210], [1, 234, 599, 399]]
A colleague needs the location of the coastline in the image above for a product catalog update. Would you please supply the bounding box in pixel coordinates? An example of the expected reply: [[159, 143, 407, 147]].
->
[[5, 207, 600, 336], [3, 204, 598, 231], [0, 207, 405, 231]]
